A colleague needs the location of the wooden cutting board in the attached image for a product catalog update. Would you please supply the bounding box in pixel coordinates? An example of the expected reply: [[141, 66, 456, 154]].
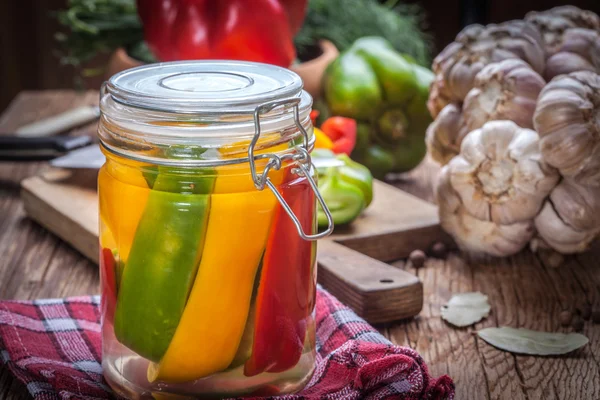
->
[[21, 168, 452, 323]]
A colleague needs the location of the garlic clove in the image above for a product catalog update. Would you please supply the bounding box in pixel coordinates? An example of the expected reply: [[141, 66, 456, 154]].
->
[[535, 200, 599, 254], [436, 165, 535, 257], [477, 120, 518, 160], [534, 71, 600, 186], [449, 156, 491, 221], [427, 75, 453, 119], [545, 52, 595, 80], [457, 127, 487, 165], [543, 28, 600, 80], [548, 179, 600, 232], [425, 103, 468, 165]]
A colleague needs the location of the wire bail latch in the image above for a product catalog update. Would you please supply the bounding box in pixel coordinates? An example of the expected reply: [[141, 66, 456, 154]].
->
[[248, 98, 334, 241]]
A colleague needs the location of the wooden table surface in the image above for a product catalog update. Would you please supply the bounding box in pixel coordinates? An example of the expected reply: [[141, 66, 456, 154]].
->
[[1, 91, 599, 400]]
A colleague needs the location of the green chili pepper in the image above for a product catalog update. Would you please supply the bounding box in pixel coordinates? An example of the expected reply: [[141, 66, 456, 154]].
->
[[114, 148, 214, 362]]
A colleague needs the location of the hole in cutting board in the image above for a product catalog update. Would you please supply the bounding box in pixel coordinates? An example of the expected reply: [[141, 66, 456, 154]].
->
[[379, 279, 394, 283]]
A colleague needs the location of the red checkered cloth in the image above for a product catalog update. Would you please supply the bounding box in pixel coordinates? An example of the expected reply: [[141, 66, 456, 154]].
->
[[0, 287, 454, 400]]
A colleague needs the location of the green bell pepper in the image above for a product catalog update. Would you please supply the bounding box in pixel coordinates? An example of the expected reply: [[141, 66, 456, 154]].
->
[[315, 150, 373, 228], [323, 36, 434, 179], [114, 147, 214, 362]]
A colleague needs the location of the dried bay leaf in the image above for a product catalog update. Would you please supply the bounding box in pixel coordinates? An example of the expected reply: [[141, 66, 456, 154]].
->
[[478, 327, 589, 355], [441, 292, 491, 327]]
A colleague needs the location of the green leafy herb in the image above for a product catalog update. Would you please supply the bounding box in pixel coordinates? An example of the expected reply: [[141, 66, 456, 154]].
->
[[295, 0, 432, 65], [54, 0, 152, 77]]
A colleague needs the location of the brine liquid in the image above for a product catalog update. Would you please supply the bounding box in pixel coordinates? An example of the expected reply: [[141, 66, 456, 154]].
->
[[99, 155, 317, 398]]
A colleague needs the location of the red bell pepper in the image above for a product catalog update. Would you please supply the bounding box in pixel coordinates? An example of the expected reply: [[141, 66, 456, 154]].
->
[[244, 173, 316, 377], [136, 0, 307, 67], [320, 117, 358, 155]]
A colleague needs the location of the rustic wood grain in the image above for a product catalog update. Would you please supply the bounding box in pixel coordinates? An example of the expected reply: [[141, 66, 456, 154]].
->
[[1, 91, 600, 400]]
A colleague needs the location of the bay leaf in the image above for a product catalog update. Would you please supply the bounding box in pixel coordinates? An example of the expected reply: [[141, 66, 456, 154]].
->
[[478, 327, 589, 355], [441, 292, 491, 327]]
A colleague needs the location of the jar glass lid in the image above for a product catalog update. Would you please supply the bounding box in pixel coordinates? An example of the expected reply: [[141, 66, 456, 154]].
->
[[106, 60, 306, 114]]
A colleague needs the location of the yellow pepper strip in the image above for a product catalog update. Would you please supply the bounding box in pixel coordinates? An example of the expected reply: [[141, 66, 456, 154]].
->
[[98, 158, 150, 261], [148, 142, 287, 383], [148, 188, 278, 382], [314, 127, 334, 150]]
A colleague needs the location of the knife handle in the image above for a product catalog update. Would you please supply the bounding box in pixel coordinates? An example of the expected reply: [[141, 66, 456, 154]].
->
[[15, 106, 100, 138], [0, 136, 92, 161]]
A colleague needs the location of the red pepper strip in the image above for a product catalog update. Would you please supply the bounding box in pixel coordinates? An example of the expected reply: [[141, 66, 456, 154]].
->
[[320, 117, 358, 155], [136, 0, 307, 67], [100, 248, 117, 322], [310, 110, 320, 126], [244, 173, 316, 376]]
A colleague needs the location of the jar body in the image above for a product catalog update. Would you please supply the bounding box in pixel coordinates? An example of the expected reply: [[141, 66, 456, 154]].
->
[[98, 150, 317, 398]]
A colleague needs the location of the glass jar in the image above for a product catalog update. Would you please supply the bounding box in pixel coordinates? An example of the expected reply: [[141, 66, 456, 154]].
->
[[97, 61, 333, 399]]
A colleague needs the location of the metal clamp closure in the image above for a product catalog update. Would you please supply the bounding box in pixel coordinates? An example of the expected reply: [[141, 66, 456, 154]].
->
[[248, 98, 334, 241]]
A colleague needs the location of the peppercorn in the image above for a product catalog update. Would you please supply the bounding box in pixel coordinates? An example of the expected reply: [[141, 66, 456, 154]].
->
[[430, 242, 447, 258], [409, 250, 426, 268], [579, 303, 592, 320], [546, 251, 565, 268], [572, 315, 584, 332], [559, 310, 573, 327]]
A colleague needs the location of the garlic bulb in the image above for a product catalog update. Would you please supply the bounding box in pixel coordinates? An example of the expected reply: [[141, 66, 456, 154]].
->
[[448, 120, 559, 225], [534, 71, 600, 186], [544, 28, 600, 80], [535, 179, 600, 253], [425, 103, 468, 165], [436, 165, 535, 257], [430, 20, 545, 108], [463, 59, 546, 131], [526, 6, 600, 54]]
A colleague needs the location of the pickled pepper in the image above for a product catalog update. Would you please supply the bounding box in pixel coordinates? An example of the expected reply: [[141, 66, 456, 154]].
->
[[113, 167, 214, 362], [244, 174, 316, 376]]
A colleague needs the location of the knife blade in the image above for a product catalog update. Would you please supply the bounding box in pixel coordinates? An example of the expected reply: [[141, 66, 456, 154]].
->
[[49, 144, 106, 169], [15, 106, 100, 138], [49, 144, 345, 170]]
